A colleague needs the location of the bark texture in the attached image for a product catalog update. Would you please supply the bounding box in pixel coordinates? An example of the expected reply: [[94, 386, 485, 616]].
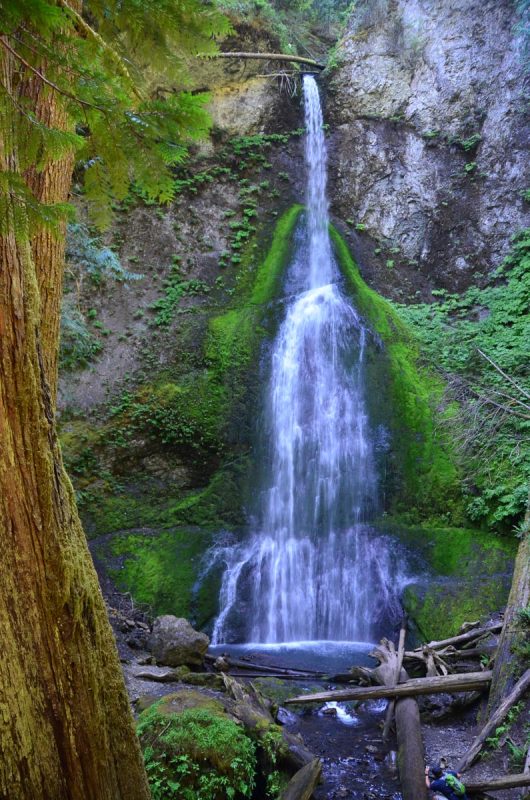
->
[[487, 518, 530, 713], [0, 27, 150, 800]]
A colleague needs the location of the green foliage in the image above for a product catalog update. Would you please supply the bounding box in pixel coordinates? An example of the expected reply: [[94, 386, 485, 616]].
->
[[150, 259, 210, 326], [485, 702, 523, 750], [395, 229, 530, 530], [138, 704, 256, 800], [59, 223, 142, 369], [1, 0, 231, 233], [108, 378, 224, 456], [464, 161, 478, 174], [59, 297, 103, 370], [66, 223, 142, 284]]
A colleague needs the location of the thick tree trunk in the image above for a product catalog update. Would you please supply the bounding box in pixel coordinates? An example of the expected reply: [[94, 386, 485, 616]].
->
[[0, 31, 150, 800], [487, 501, 530, 714], [395, 698, 426, 800]]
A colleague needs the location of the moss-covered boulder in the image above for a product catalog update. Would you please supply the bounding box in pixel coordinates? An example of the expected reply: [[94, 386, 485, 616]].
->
[[137, 682, 314, 800], [138, 694, 257, 800], [384, 523, 517, 641]]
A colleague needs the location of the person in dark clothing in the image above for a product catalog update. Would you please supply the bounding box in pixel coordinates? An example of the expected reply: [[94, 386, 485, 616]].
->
[[425, 765, 469, 800]]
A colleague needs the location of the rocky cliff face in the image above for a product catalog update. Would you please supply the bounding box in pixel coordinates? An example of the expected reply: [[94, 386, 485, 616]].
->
[[326, 0, 530, 300]]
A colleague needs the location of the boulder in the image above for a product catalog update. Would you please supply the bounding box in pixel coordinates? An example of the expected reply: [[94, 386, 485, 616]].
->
[[148, 616, 209, 667]]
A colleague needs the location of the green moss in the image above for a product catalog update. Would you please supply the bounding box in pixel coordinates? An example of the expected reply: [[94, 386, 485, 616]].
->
[[386, 523, 517, 641], [403, 577, 511, 642], [94, 527, 219, 625], [138, 700, 257, 800], [331, 226, 461, 520]]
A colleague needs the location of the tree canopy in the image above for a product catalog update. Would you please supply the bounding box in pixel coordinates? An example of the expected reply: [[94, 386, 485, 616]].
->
[[0, 0, 231, 230]]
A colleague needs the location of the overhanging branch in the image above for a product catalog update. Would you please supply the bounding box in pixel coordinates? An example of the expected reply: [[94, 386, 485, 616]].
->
[[199, 51, 324, 70]]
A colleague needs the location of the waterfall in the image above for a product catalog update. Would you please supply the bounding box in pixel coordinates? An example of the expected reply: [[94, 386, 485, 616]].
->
[[211, 76, 403, 645]]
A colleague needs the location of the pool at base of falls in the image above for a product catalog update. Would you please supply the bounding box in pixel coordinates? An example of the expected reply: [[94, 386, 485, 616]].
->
[[208, 640, 375, 673]]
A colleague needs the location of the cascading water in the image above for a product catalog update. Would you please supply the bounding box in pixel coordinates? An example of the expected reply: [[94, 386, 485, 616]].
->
[[211, 76, 405, 645]]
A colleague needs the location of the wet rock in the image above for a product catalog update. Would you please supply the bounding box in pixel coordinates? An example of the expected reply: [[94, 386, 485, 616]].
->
[[149, 615, 209, 667], [125, 629, 149, 650], [277, 706, 298, 726]]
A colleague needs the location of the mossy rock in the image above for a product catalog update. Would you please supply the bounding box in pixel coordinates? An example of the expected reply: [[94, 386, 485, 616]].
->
[[331, 227, 462, 522], [91, 527, 220, 627], [403, 576, 512, 642], [138, 694, 257, 800], [384, 523, 517, 641]]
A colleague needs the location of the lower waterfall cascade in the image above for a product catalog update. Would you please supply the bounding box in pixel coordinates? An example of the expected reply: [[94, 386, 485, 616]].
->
[[211, 75, 407, 646]]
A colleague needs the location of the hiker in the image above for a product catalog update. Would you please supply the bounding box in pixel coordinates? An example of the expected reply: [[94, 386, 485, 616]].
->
[[425, 765, 468, 800]]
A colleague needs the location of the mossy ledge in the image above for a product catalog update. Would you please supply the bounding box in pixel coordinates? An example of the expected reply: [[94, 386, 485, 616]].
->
[[331, 226, 462, 522], [76, 206, 303, 625]]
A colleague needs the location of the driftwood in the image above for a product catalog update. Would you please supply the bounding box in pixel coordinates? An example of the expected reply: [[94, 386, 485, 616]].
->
[[418, 623, 502, 652], [279, 758, 322, 800], [200, 52, 324, 70], [285, 671, 493, 705], [382, 618, 407, 741], [465, 773, 530, 793], [457, 668, 530, 773], [135, 669, 181, 682]]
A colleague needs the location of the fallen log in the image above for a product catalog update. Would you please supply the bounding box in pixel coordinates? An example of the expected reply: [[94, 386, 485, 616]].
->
[[280, 758, 322, 800], [457, 668, 530, 773], [204, 653, 322, 676], [417, 623, 502, 652], [199, 52, 325, 70], [465, 773, 530, 793], [285, 671, 493, 705]]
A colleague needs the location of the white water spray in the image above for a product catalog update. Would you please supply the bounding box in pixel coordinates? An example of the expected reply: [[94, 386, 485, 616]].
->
[[211, 76, 404, 645]]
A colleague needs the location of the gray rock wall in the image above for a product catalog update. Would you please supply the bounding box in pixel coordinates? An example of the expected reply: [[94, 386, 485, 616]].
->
[[326, 0, 530, 299]]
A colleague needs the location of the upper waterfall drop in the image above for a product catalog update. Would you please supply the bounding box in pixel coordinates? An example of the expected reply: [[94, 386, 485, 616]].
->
[[211, 76, 403, 645], [303, 74, 333, 288]]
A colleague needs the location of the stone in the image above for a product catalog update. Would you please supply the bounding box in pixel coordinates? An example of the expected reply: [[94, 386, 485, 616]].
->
[[148, 615, 209, 667], [327, 0, 530, 302]]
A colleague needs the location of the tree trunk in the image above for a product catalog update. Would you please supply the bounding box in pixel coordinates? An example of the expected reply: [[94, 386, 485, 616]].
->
[[202, 51, 324, 69], [395, 698, 427, 800], [0, 29, 150, 800], [417, 623, 502, 653], [487, 498, 530, 714]]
